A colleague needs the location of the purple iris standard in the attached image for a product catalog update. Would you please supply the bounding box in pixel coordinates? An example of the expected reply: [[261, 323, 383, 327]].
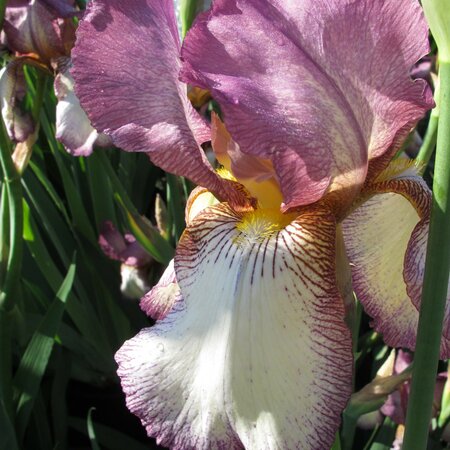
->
[[72, 0, 450, 448]]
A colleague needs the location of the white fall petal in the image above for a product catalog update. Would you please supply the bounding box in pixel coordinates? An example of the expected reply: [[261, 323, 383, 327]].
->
[[116, 203, 353, 450], [342, 186, 450, 357]]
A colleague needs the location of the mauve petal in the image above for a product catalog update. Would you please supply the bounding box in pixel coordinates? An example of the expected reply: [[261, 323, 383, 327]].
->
[[0, 58, 37, 143], [3, 0, 76, 63], [98, 221, 127, 261], [71, 0, 250, 209], [55, 68, 112, 156], [181, 0, 433, 210], [99, 221, 151, 267], [140, 259, 181, 320], [404, 216, 450, 341], [121, 234, 152, 267]]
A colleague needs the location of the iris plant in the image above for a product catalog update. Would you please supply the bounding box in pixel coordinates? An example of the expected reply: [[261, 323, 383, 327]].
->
[[71, 0, 450, 448]]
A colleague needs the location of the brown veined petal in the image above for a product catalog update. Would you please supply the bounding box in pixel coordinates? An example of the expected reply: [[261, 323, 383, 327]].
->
[[71, 0, 250, 209], [342, 173, 450, 358], [116, 203, 353, 449]]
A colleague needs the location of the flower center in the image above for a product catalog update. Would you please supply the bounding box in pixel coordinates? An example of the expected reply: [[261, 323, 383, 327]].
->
[[234, 208, 297, 246]]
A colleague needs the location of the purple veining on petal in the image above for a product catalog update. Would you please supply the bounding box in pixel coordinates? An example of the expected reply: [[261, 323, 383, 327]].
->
[[181, 0, 433, 209], [71, 0, 251, 209], [140, 259, 182, 320], [117, 202, 352, 449]]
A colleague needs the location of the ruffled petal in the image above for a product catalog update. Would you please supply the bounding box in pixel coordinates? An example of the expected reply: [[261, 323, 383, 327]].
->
[[55, 67, 111, 156], [140, 259, 181, 320], [71, 0, 249, 208], [116, 203, 353, 449], [181, 0, 433, 209], [342, 175, 450, 357], [404, 216, 450, 342], [2, 0, 76, 63]]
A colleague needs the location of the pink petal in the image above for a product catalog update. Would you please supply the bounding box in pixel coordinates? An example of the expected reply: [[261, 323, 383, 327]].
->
[[181, 0, 433, 209], [98, 221, 127, 261], [140, 259, 181, 320], [99, 221, 151, 267], [404, 216, 450, 342], [71, 0, 250, 209]]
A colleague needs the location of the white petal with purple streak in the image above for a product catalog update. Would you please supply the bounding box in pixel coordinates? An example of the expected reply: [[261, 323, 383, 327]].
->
[[116, 203, 352, 450]]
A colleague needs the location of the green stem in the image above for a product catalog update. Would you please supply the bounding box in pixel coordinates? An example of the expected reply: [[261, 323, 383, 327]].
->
[[31, 72, 47, 123], [0, 119, 23, 312], [0, 307, 14, 422], [166, 174, 185, 243], [0, 183, 10, 288], [402, 62, 450, 450], [0, 0, 7, 30], [180, 0, 199, 38], [416, 113, 438, 170]]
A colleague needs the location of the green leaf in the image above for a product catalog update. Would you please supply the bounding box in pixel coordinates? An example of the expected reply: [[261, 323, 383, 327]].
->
[[24, 201, 113, 357], [29, 391, 53, 450], [98, 151, 174, 264], [69, 417, 150, 450], [86, 151, 117, 232], [14, 261, 76, 441], [87, 408, 101, 450], [166, 173, 186, 243], [51, 349, 70, 450], [0, 398, 18, 450], [331, 431, 342, 450], [368, 417, 396, 450], [116, 194, 174, 265]]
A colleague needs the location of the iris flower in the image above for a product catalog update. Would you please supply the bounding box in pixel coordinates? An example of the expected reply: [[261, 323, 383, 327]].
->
[[72, 0, 450, 448], [99, 221, 153, 298]]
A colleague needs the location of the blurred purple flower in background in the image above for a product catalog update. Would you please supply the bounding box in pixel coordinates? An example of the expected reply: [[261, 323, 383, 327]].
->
[[99, 221, 153, 299]]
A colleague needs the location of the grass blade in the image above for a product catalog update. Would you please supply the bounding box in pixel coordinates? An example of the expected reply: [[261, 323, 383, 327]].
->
[[69, 417, 150, 450], [14, 261, 76, 441], [87, 408, 101, 450]]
